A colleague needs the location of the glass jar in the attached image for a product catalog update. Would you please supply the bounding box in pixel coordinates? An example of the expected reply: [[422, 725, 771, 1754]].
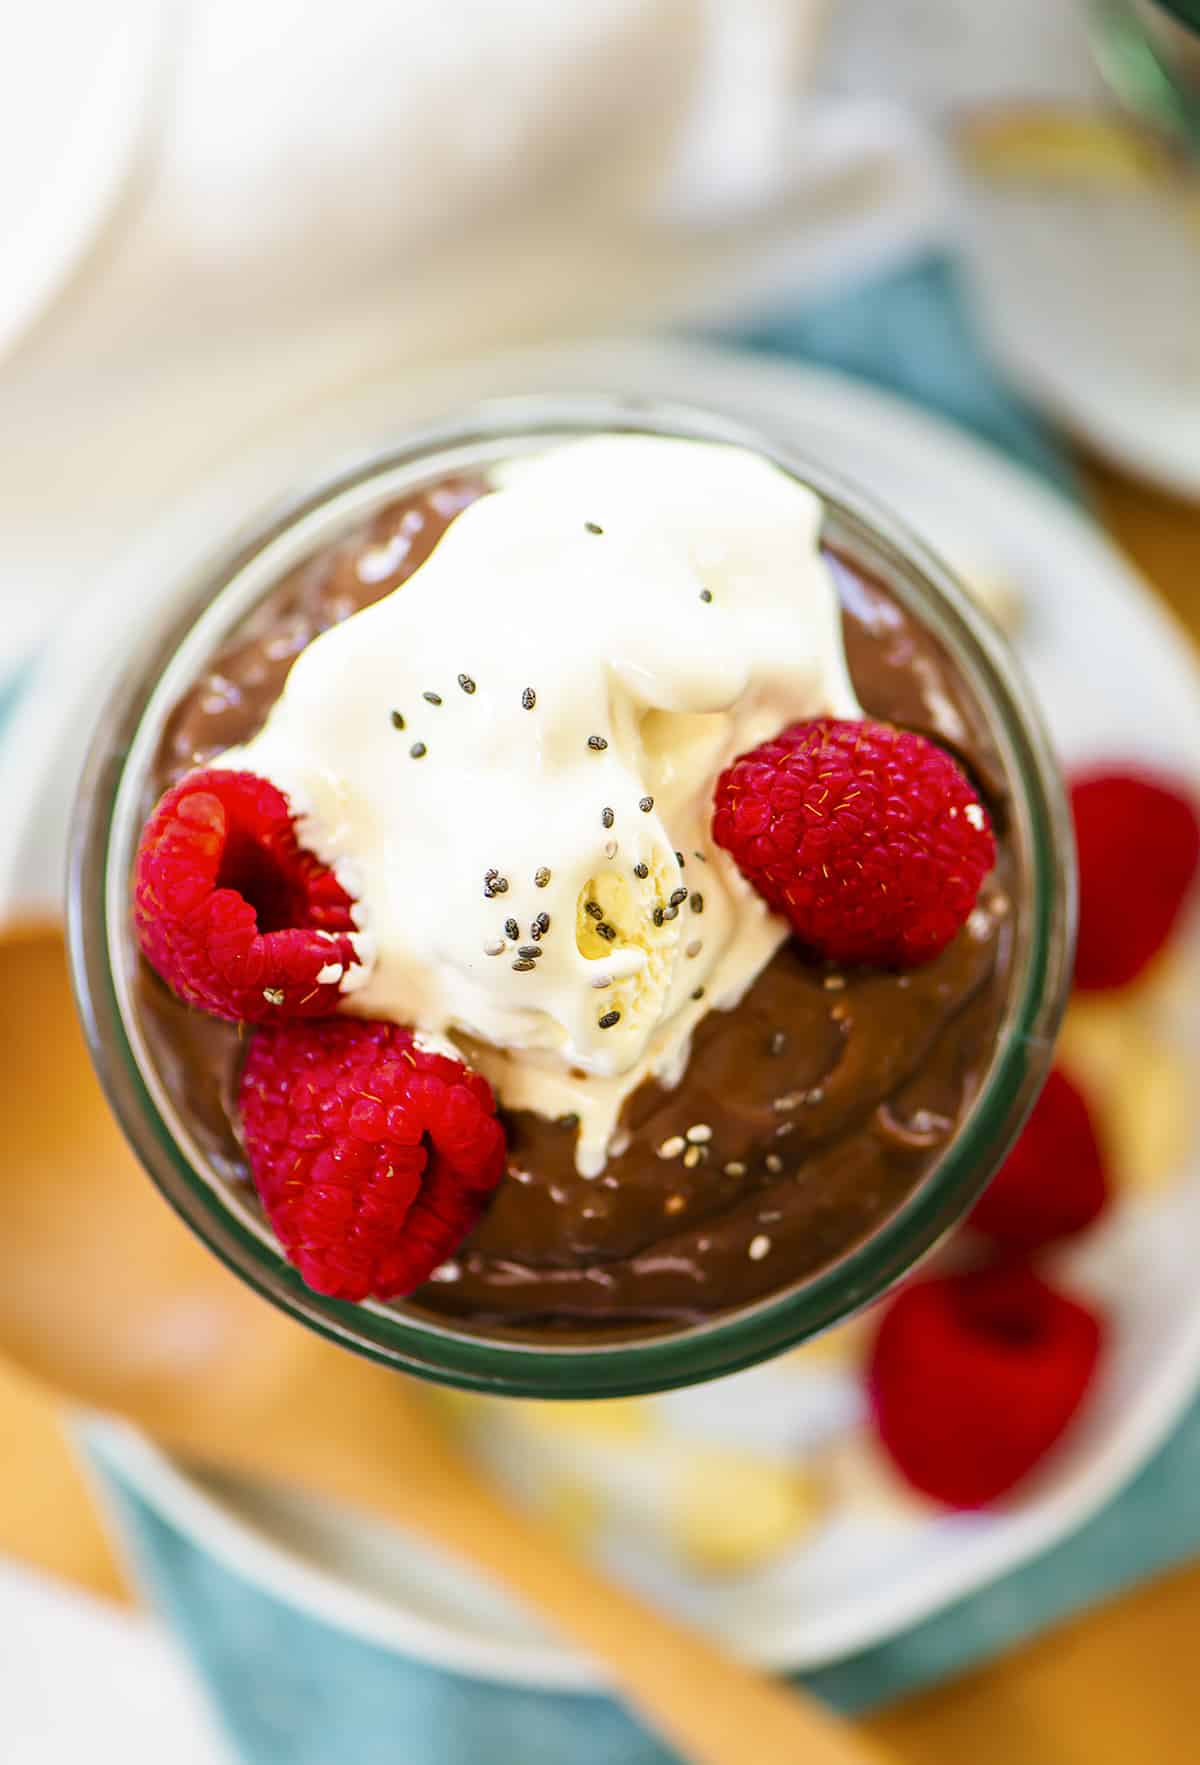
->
[[68, 396, 1074, 1398]]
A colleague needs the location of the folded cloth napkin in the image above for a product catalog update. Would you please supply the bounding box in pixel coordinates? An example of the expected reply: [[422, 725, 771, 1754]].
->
[[75, 251, 1200, 1765], [0, 0, 944, 686]]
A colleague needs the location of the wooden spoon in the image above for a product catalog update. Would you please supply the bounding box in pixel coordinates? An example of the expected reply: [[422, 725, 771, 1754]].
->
[[0, 925, 891, 1765]]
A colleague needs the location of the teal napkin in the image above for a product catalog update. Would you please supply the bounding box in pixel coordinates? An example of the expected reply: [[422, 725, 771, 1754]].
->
[[87, 251, 1196, 1763]]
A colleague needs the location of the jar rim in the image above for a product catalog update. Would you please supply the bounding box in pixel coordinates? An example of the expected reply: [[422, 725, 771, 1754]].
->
[[68, 395, 1075, 1397]]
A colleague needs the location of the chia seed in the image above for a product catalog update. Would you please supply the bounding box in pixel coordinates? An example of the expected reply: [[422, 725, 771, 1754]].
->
[[517, 945, 542, 960], [588, 735, 609, 752], [505, 918, 520, 940], [601, 806, 614, 829], [521, 687, 536, 710], [584, 521, 604, 535], [534, 867, 551, 888], [422, 691, 442, 706], [699, 588, 713, 603], [585, 902, 603, 920], [531, 912, 550, 938], [638, 796, 654, 813], [512, 958, 537, 972], [598, 1010, 621, 1029], [409, 741, 427, 759], [596, 922, 617, 942], [457, 674, 476, 694], [669, 887, 687, 906], [689, 893, 704, 913], [633, 862, 649, 879], [390, 709, 405, 730]]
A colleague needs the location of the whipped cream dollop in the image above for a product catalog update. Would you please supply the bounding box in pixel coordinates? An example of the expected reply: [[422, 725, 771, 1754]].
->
[[217, 436, 860, 1173]]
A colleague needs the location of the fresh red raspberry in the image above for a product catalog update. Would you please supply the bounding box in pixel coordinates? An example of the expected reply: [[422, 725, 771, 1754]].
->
[[712, 717, 995, 967], [970, 1068, 1110, 1251], [1071, 768, 1199, 991], [239, 1019, 507, 1301], [134, 769, 361, 1022], [867, 1265, 1103, 1508]]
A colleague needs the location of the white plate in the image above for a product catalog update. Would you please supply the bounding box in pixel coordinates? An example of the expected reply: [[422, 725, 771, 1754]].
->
[[961, 174, 1200, 502], [0, 6, 161, 365], [12, 340, 1200, 1688]]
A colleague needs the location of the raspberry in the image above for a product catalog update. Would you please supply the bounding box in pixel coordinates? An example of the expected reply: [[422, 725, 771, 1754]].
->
[[970, 1068, 1110, 1250], [1071, 769, 1200, 991], [867, 1265, 1103, 1508], [239, 1019, 507, 1301], [712, 718, 995, 967], [134, 769, 361, 1022]]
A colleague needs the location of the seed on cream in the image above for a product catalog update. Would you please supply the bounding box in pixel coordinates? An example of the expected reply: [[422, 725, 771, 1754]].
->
[[748, 1234, 771, 1261]]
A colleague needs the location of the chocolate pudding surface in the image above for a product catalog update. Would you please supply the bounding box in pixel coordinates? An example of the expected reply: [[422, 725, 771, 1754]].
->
[[142, 474, 1016, 1334]]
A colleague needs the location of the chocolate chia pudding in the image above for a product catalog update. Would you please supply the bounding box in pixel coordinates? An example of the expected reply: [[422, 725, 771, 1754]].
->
[[137, 450, 1016, 1336]]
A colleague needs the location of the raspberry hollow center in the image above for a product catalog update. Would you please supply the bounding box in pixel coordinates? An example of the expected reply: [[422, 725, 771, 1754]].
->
[[216, 829, 300, 934]]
